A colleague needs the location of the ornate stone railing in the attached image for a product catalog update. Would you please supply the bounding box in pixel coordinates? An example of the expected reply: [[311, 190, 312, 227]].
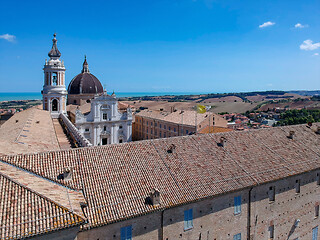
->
[[59, 113, 92, 147]]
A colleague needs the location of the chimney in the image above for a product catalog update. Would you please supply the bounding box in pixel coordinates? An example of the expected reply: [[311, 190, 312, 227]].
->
[[57, 167, 73, 181], [288, 131, 295, 139], [316, 127, 320, 134], [167, 144, 176, 153], [219, 137, 227, 147], [170, 106, 175, 113], [150, 188, 160, 206]]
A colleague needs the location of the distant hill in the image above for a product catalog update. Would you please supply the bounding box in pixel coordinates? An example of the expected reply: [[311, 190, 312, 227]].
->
[[288, 90, 320, 96]]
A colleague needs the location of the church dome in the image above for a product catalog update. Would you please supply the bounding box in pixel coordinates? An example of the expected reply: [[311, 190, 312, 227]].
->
[[68, 57, 103, 95]]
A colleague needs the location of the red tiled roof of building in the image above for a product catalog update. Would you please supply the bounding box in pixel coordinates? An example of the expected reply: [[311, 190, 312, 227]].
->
[[0, 170, 85, 239], [136, 109, 224, 127], [198, 126, 233, 134], [1, 123, 320, 233], [0, 106, 61, 155]]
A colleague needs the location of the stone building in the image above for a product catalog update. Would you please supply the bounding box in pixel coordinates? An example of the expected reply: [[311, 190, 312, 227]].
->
[[1, 123, 320, 239], [41, 34, 68, 118], [73, 91, 133, 145], [67, 56, 104, 106], [133, 109, 228, 140]]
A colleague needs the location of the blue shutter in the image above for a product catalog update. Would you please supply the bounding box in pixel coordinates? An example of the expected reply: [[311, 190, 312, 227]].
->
[[121, 227, 126, 240], [234, 196, 238, 214], [121, 226, 132, 240], [313, 226, 318, 240], [184, 210, 188, 230], [189, 209, 193, 228], [233, 233, 241, 240], [127, 226, 132, 240], [184, 209, 193, 230], [234, 196, 241, 214]]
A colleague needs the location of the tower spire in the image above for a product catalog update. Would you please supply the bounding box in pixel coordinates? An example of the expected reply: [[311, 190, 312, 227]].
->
[[82, 55, 90, 73], [48, 33, 61, 58]]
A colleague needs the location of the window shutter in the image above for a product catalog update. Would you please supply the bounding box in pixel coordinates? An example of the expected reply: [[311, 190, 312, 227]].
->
[[313, 226, 318, 240], [189, 209, 193, 228], [121, 227, 126, 240], [234, 196, 241, 214], [127, 226, 132, 240], [184, 210, 188, 230]]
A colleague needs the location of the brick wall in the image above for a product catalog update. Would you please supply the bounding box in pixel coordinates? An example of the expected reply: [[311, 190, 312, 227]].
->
[[250, 169, 320, 239], [75, 169, 320, 240]]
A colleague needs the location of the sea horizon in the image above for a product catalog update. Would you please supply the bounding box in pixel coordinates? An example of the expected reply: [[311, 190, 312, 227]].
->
[[0, 91, 213, 102]]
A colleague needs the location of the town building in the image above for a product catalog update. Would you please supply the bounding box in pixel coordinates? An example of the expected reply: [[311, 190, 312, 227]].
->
[[41, 33, 68, 118], [0, 111, 14, 126], [133, 109, 228, 140], [1, 123, 320, 239]]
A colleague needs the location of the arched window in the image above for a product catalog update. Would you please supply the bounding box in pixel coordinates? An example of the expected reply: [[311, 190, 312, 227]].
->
[[52, 73, 58, 86], [52, 99, 58, 112]]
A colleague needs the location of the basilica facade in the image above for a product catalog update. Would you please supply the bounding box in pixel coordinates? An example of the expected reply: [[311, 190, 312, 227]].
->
[[41, 34, 132, 145], [75, 92, 132, 145]]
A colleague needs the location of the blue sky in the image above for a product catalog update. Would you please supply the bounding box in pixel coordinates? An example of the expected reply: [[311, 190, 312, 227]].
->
[[0, 0, 319, 93]]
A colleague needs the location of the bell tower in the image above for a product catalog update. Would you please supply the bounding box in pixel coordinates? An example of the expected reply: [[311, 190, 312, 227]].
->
[[42, 33, 67, 118]]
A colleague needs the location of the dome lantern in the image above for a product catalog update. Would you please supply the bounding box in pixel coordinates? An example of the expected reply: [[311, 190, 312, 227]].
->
[[82, 55, 90, 73]]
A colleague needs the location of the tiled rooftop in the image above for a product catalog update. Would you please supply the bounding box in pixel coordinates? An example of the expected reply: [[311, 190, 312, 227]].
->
[[1, 123, 320, 234], [136, 109, 218, 126], [198, 126, 233, 134], [0, 106, 60, 155], [0, 168, 84, 239]]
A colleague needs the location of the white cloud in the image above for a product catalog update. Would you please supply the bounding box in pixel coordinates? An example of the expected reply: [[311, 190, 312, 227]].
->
[[0, 34, 16, 42], [295, 23, 308, 28], [300, 39, 320, 51], [259, 21, 275, 28], [314, 53, 319, 56]]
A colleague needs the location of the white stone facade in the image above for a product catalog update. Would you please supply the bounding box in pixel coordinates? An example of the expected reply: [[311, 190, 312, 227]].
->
[[75, 92, 132, 145]]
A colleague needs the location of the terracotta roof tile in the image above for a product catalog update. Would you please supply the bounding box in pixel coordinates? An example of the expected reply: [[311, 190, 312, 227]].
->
[[0, 171, 84, 239], [0, 106, 60, 155], [1, 123, 320, 232]]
